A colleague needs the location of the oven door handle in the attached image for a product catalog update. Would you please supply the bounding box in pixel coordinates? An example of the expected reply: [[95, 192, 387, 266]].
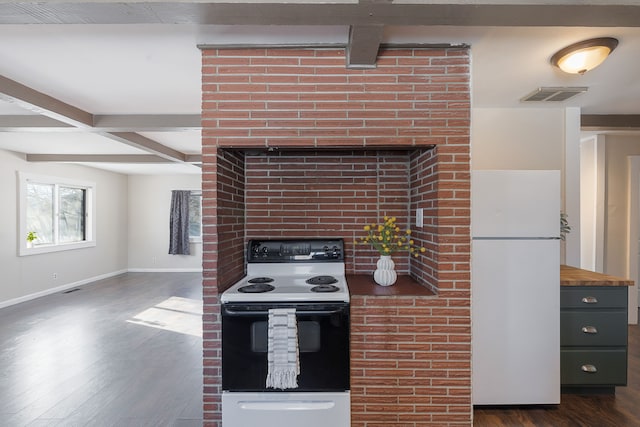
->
[[238, 400, 336, 411], [223, 308, 345, 316]]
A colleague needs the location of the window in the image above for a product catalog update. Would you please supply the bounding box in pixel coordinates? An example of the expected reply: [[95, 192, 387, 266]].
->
[[19, 172, 96, 256], [188, 191, 202, 241]]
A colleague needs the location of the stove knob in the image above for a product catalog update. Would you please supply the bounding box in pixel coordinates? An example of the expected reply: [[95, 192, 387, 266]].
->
[[323, 245, 329, 252], [250, 244, 260, 259]]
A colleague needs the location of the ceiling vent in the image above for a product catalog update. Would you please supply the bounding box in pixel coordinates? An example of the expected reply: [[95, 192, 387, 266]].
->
[[520, 87, 588, 102]]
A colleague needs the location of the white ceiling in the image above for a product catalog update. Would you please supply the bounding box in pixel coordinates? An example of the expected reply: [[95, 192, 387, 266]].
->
[[1, 14, 639, 174]]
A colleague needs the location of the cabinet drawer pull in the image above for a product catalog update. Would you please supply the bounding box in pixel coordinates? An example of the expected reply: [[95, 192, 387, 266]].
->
[[581, 364, 598, 373], [581, 296, 598, 304], [581, 326, 598, 334]]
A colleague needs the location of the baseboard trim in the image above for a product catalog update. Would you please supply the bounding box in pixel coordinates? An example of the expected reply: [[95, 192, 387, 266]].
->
[[0, 269, 128, 309], [0, 269, 203, 309], [127, 268, 203, 273]]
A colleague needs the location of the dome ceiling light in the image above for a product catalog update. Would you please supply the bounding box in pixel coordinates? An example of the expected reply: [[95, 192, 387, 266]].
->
[[550, 37, 618, 75]]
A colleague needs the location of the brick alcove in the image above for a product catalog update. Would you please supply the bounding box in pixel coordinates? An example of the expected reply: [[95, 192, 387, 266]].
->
[[201, 47, 471, 426]]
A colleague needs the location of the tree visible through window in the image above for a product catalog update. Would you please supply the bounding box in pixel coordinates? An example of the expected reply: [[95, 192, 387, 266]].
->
[[27, 183, 87, 245], [19, 172, 95, 255], [188, 192, 202, 240], [26, 182, 54, 244]]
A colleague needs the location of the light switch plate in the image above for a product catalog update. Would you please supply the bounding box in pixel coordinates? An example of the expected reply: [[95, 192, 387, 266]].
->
[[416, 208, 423, 228]]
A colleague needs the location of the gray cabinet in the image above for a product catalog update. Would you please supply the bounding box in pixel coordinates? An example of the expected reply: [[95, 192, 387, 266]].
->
[[560, 286, 628, 391]]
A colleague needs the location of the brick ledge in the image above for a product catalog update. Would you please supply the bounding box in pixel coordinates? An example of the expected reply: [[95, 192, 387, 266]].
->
[[347, 274, 436, 297]]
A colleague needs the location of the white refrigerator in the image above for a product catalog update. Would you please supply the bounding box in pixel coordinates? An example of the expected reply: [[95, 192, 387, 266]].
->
[[472, 170, 560, 405]]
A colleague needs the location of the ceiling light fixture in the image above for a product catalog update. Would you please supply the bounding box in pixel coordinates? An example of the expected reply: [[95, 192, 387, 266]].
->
[[550, 37, 618, 75]]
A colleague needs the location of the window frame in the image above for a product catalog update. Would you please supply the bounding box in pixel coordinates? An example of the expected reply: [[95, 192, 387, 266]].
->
[[18, 172, 96, 256]]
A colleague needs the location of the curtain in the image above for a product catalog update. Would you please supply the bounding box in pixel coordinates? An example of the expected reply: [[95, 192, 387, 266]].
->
[[169, 190, 191, 255]]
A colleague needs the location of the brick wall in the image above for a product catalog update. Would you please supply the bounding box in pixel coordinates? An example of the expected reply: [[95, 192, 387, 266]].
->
[[349, 144, 471, 427], [201, 47, 471, 426], [244, 150, 416, 274], [201, 148, 246, 423]]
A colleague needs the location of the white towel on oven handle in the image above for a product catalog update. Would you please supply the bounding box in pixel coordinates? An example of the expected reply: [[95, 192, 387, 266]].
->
[[266, 308, 299, 389]]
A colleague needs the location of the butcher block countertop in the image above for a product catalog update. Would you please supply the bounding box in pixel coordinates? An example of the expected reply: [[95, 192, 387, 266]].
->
[[560, 265, 634, 287], [348, 266, 634, 295]]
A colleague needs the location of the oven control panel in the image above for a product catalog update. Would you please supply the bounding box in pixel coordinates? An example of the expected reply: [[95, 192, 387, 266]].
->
[[248, 239, 344, 262]]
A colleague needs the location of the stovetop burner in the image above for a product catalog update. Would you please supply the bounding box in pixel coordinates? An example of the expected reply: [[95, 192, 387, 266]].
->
[[306, 275, 338, 285], [247, 277, 274, 284], [238, 283, 275, 293], [310, 284, 340, 293], [221, 238, 349, 303]]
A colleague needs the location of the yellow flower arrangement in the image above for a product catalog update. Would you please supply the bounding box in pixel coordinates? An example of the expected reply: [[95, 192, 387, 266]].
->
[[357, 216, 426, 257]]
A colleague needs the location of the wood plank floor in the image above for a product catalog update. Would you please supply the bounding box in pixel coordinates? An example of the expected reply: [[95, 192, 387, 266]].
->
[[474, 309, 640, 427], [4, 273, 637, 426], [0, 272, 203, 426]]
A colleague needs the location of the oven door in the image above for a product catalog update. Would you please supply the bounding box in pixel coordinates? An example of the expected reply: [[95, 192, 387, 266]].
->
[[222, 302, 350, 392]]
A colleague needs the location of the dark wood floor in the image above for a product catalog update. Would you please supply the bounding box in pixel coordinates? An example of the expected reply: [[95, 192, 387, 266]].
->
[[3, 274, 637, 426], [0, 272, 203, 426], [474, 309, 640, 427]]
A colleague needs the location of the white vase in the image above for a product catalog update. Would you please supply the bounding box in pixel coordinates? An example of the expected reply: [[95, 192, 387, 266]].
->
[[373, 255, 397, 286]]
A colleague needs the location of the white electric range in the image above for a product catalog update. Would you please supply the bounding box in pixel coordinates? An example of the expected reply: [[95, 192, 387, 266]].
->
[[220, 239, 351, 427]]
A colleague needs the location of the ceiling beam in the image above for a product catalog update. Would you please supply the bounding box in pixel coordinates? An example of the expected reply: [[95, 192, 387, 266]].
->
[[92, 114, 201, 132], [26, 154, 174, 163], [105, 132, 187, 162], [2, 3, 640, 27], [346, 25, 384, 68], [185, 154, 202, 164], [0, 114, 202, 132], [0, 115, 74, 131], [581, 114, 640, 131], [0, 73, 192, 163], [167, 3, 640, 27], [0, 75, 93, 128], [26, 153, 202, 164]]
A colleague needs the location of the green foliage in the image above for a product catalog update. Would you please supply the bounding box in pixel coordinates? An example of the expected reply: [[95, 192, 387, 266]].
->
[[560, 212, 571, 241], [357, 216, 426, 257]]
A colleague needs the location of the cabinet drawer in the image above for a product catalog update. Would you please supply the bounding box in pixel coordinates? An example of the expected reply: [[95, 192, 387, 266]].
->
[[560, 310, 628, 346], [561, 349, 627, 385], [560, 287, 627, 309]]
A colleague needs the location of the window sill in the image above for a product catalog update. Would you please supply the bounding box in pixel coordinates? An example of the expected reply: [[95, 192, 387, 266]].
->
[[19, 240, 97, 257]]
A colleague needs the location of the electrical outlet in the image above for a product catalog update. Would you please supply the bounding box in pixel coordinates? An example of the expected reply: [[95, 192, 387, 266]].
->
[[416, 208, 424, 228], [53, 273, 57, 279]]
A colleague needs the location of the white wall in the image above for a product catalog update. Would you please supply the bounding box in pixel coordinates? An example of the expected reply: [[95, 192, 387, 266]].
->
[[471, 107, 564, 171], [563, 108, 581, 268], [128, 174, 202, 271], [603, 135, 640, 278], [601, 135, 640, 323], [471, 107, 577, 264], [0, 149, 129, 307], [580, 135, 607, 273], [629, 157, 640, 317]]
